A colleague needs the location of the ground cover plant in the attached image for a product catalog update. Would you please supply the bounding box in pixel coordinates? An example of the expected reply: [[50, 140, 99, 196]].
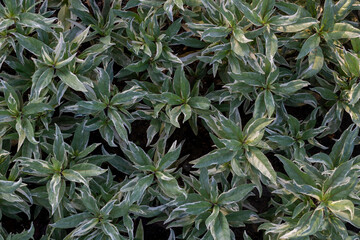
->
[[1, 0, 360, 239]]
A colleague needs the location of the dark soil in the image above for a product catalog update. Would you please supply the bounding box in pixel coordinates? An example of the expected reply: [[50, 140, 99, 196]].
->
[[1, 214, 31, 235], [1, 207, 49, 239], [168, 121, 213, 175]]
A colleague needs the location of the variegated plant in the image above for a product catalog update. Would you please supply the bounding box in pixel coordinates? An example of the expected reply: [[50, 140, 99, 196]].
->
[[0, 0, 360, 239]]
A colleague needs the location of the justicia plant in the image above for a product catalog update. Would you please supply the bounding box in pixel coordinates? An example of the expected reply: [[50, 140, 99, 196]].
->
[[260, 125, 360, 239], [191, 112, 277, 193], [0, 0, 359, 239], [165, 168, 258, 240], [17, 125, 106, 217]]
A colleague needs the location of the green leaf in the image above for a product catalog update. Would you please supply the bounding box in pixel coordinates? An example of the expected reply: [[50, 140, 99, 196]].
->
[[23, 103, 53, 115], [122, 142, 153, 167], [287, 181, 323, 200], [217, 184, 255, 204], [188, 96, 210, 110], [1, 81, 20, 112], [162, 92, 183, 105], [173, 68, 190, 100], [231, 37, 250, 57], [176, 201, 212, 215], [174, 0, 184, 10], [166, 18, 182, 37], [71, 163, 106, 177], [55, 55, 76, 69], [327, 23, 360, 40], [125, 61, 149, 72], [246, 147, 277, 184], [344, 51, 360, 77], [57, 68, 87, 92], [283, 208, 323, 238], [0, 110, 13, 123], [155, 42, 163, 60], [233, 27, 252, 43], [209, 178, 219, 202], [329, 217, 349, 239], [292, 202, 308, 219], [264, 30, 277, 60], [47, 174, 65, 215], [169, 105, 182, 128], [300, 47, 324, 78], [135, 220, 144, 240], [349, 83, 360, 105], [128, 174, 154, 203], [297, 34, 320, 59], [264, 90, 275, 116], [321, 0, 335, 31], [191, 149, 235, 168], [244, 118, 273, 143], [22, 118, 38, 145], [267, 135, 294, 146], [226, 210, 258, 226], [272, 17, 318, 32], [323, 160, 353, 192], [162, 48, 182, 64], [348, 208, 360, 228], [209, 211, 230, 240], [288, 115, 300, 135], [77, 101, 107, 112], [17, 158, 54, 176], [181, 104, 192, 123], [80, 188, 100, 214], [96, 68, 111, 100], [71, 218, 99, 237], [351, 38, 360, 53], [205, 205, 219, 228], [233, 1, 263, 26], [0, 19, 14, 31], [51, 213, 93, 229], [71, 26, 91, 50], [19, 12, 55, 32], [12, 33, 52, 56], [202, 27, 231, 41], [124, 214, 134, 239], [268, 7, 301, 26], [229, 72, 264, 86], [15, 118, 26, 150], [276, 154, 314, 186], [300, 208, 324, 236], [71, 121, 90, 152], [334, 0, 355, 21], [0, 178, 21, 193], [110, 87, 144, 105], [260, 0, 275, 18], [253, 92, 266, 118], [157, 143, 182, 170], [329, 124, 358, 165], [328, 200, 354, 220], [155, 171, 186, 198], [62, 169, 87, 184], [101, 221, 121, 240], [100, 200, 116, 216], [311, 87, 337, 100], [53, 125, 66, 164], [108, 109, 128, 141], [32, 67, 54, 98]]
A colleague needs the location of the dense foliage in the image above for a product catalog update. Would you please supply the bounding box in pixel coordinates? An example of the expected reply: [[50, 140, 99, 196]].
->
[[0, 0, 360, 239]]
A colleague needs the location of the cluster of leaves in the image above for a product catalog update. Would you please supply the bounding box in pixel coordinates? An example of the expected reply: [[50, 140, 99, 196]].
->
[[0, 0, 360, 239]]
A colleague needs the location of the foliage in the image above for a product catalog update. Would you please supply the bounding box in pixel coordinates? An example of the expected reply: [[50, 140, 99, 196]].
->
[[0, 0, 360, 239]]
